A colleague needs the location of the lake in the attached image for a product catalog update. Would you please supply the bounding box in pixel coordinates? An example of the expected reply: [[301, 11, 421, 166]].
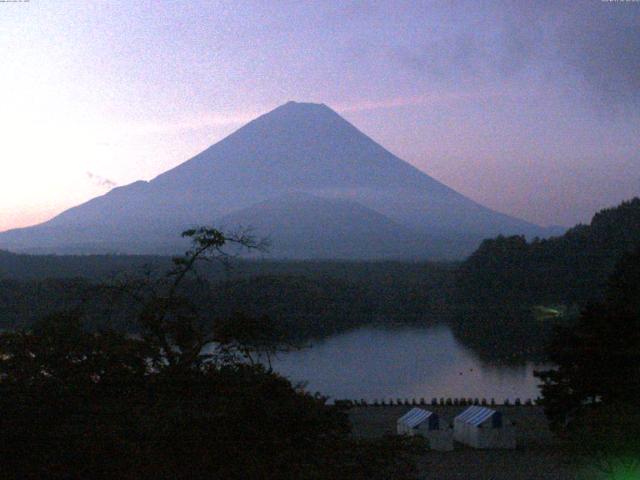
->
[[269, 325, 546, 403]]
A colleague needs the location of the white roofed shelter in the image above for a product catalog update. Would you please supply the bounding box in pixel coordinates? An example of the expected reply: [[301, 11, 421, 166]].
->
[[453, 406, 516, 449], [397, 408, 453, 451]]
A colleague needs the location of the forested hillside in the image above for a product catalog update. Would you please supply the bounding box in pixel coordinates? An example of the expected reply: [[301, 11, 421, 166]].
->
[[455, 198, 640, 306], [0, 261, 455, 338]]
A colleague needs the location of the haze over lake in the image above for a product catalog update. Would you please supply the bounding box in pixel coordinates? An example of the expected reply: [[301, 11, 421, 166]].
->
[[269, 325, 544, 403]]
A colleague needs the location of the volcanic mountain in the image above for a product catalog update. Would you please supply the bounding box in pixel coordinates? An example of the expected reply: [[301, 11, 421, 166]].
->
[[0, 101, 552, 259]]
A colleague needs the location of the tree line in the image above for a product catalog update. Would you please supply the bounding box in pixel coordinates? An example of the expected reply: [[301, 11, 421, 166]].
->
[[455, 198, 640, 307]]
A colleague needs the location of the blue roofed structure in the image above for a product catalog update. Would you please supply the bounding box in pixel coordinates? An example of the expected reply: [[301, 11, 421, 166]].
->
[[397, 408, 453, 451], [455, 406, 503, 428], [397, 408, 439, 430], [454, 406, 515, 449]]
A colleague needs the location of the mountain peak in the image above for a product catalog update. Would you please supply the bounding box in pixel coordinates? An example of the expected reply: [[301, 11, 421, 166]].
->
[[262, 101, 336, 121], [0, 100, 545, 257], [280, 100, 328, 109]]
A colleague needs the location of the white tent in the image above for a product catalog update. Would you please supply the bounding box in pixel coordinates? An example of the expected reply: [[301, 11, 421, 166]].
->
[[453, 406, 516, 449], [396, 407, 453, 451]]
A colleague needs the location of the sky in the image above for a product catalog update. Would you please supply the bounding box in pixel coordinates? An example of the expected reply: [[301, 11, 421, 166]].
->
[[1, 0, 639, 232]]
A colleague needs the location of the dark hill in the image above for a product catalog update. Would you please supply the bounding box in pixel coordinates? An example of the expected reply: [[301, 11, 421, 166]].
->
[[455, 197, 640, 305]]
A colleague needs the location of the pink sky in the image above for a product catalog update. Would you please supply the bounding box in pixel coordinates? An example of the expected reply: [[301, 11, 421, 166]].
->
[[1, 1, 639, 232]]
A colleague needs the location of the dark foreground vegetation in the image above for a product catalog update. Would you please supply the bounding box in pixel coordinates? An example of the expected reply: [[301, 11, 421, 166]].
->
[[534, 246, 640, 478], [1, 198, 639, 478], [0, 229, 422, 479]]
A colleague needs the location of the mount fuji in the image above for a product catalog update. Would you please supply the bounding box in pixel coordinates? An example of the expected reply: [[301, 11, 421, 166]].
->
[[0, 101, 553, 259]]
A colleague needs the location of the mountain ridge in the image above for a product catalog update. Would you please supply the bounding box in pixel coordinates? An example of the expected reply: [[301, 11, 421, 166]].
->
[[0, 101, 554, 258]]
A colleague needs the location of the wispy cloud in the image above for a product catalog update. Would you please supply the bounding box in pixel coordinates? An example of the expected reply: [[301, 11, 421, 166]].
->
[[381, 2, 640, 112], [86, 171, 117, 189]]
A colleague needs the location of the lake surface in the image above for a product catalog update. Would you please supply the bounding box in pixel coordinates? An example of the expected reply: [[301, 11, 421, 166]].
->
[[269, 325, 546, 403]]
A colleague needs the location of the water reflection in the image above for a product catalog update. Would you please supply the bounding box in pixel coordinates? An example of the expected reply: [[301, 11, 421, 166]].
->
[[269, 325, 545, 402]]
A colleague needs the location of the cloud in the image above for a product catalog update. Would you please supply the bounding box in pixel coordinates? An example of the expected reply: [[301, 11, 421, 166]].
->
[[385, 3, 546, 81], [86, 171, 117, 189], [556, 3, 640, 110], [383, 2, 640, 112]]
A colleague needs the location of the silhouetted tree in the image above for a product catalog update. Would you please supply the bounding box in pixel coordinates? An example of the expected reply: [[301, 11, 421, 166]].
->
[[212, 311, 300, 369], [535, 247, 640, 477], [0, 227, 421, 479]]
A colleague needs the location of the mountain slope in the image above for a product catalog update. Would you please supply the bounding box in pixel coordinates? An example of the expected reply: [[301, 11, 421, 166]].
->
[[217, 192, 466, 259], [0, 101, 549, 258]]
